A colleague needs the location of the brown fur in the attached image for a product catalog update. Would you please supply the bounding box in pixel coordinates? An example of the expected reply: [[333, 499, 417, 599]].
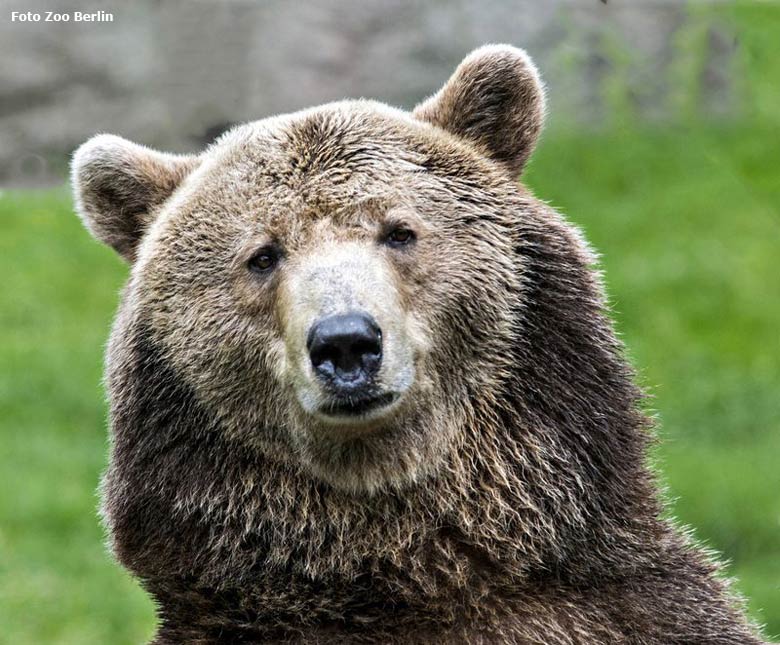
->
[[72, 45, 768, 644]]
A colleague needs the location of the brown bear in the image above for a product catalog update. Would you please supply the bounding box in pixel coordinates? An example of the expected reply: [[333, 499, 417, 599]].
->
[[72, 46, 768, 644]]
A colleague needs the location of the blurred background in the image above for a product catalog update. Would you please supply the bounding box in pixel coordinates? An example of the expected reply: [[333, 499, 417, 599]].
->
[[1, 1, 778, 642]]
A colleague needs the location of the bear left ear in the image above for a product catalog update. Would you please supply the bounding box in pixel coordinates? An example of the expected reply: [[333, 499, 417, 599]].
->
[[413, 45, 546, 176], [71, 134, 200, 262]]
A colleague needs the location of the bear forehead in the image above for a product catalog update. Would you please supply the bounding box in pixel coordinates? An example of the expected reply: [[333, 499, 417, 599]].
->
[[191, 100, 507, 208], [139, 100, 516, 263]]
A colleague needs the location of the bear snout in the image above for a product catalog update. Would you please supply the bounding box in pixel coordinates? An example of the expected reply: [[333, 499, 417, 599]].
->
[[307, 311, 383, 392]]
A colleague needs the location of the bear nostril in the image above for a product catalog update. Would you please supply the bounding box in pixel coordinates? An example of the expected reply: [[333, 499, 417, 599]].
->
[[309, 346, 337, 376], [307, 312, 382, 387]]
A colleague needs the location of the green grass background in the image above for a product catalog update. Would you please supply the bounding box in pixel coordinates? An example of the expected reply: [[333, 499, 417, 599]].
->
[[1, 4, 777, 643]]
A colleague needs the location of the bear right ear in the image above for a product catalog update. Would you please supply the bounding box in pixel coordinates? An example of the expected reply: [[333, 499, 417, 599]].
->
[[71, 135, 200, 262], [413, 45, 546, 176]]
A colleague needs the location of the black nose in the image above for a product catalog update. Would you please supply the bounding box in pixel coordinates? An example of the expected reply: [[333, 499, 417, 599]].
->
[[307, 312, 382, 389]]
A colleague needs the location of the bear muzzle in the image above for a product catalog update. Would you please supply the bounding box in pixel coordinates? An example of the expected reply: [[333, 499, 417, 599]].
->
[[307, 311, 399, 418], [307, 312, 383, 386]]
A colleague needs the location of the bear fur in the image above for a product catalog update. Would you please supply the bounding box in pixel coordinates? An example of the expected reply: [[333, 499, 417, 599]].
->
[[72, 45, 768, 644]]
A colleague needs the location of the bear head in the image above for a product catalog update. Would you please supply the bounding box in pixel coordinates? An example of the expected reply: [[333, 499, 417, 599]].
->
[[73, 46, 554, 495]]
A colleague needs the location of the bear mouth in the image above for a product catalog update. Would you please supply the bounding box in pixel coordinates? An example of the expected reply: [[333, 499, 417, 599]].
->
[[318, 391, 399, 419]]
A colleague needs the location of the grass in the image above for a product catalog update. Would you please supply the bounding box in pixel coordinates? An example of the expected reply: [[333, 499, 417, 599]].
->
[[0, 190, 156, 644]]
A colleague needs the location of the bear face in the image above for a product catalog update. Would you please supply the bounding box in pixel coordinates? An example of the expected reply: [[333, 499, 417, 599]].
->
[[73, 46, 545, 494]]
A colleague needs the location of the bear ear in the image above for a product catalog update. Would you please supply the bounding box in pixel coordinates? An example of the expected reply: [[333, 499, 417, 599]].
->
[[413, 45, 546, 176], [71, 134, 200, 262]]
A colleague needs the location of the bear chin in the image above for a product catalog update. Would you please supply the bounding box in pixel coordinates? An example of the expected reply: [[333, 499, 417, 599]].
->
[[290, 393, 456, 494], [294, 384, 406, 429], [306, 391, 402, 424]]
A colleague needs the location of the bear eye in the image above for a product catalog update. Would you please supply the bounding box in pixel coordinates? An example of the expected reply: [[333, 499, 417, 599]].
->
[[247, 246, 280, 274], [385, 227, 415, 248]]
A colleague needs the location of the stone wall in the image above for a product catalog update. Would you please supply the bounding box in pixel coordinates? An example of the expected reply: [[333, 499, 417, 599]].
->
[[1, 0, 737, 185]]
